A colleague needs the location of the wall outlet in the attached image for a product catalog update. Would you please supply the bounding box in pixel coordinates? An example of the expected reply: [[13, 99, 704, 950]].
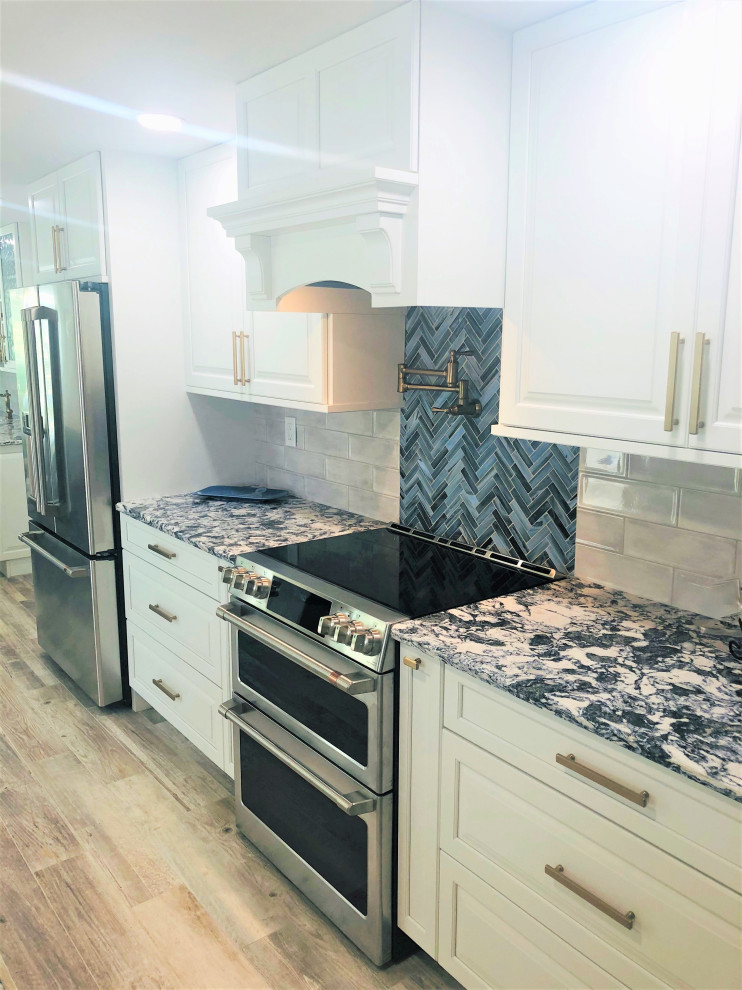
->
[[284, 416, 297, 448]]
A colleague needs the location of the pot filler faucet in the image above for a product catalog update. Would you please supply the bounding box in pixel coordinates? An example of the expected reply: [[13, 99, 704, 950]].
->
[[397, 348, 482, 417]]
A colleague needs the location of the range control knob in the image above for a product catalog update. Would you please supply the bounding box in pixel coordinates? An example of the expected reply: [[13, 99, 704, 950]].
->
[[317, 613, 349, 637], [351, 628, 383, 657], [219, 566, 234, 584], [333, 619, 366, 646], [232, 568, 249, 591], [248, 575, 272, 600]]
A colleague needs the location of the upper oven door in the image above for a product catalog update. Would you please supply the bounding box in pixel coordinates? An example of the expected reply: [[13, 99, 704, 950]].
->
[[218, 601, 394, 793]]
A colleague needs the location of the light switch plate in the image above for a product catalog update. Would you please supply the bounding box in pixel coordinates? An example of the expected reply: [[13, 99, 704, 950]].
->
[[284, 416, 297, 448]]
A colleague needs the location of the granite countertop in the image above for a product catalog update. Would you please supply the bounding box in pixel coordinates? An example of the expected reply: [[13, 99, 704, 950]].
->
[[0, 419, 23, 446], [392, 578, 741, 802], [117, 493, 382, 561]]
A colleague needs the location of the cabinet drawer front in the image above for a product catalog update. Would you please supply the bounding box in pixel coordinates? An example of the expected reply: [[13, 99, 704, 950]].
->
[[123, 553, 225, 685], [121, 515, 227, 599], [127, 622, 225, 767], [438, 852, 627, 990], [441, 731, 741, 990], [443, 666, 741, 890]]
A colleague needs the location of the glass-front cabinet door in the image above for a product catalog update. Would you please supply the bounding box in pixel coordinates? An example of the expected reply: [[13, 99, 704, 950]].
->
[[0, 223, 23, 367]]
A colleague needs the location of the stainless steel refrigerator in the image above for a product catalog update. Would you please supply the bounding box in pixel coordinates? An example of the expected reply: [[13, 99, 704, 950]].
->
[[9, 280, 125, 705]]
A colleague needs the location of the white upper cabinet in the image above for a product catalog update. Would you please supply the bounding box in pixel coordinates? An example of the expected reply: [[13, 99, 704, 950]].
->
[[495, 0, 742, 467], [28, 152, 105, 283], [211, 2, 511, 310], [250, 312, 325, 405], [237, 3, 418, 187], [179, 144, 246, 394]]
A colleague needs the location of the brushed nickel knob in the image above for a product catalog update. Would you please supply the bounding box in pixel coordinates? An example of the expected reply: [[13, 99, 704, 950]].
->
[[352, 628, 383, 656], [334, 620, 366, 646], [317, 613, 349, 636]]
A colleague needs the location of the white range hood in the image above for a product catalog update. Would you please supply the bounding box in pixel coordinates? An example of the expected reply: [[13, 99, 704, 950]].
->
[[210, 2, 511, 310], [209, 165, 418, 305]]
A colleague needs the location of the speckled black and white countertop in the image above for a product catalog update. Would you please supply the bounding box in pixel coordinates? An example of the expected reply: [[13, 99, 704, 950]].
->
[[117, 493, 381, 562], [0, 419, 23, 446], [393, 578, 741, 802]]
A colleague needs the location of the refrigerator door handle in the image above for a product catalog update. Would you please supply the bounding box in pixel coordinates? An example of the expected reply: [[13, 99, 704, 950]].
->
[[22, 305, 65, 513], [21, 307, 47, 515], [19, 532, 89, 578]]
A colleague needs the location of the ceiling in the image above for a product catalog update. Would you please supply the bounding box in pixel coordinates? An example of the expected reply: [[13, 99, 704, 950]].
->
[[0, 0, 590, 196]]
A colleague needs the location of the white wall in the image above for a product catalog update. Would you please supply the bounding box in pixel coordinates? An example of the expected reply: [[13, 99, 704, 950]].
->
[[575, 451, 741, 618], [102, 152, 258, 500]]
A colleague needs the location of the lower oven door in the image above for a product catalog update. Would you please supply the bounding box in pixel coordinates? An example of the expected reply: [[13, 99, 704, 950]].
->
[[219, 697, 393, 966], [218, 601, 394, 793]]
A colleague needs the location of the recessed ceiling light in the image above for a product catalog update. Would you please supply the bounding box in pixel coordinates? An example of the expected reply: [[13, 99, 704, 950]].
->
[[137, 113, 183, 132]]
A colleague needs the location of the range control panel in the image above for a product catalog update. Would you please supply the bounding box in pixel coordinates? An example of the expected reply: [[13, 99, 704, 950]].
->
[[222, 558, 389, 667]]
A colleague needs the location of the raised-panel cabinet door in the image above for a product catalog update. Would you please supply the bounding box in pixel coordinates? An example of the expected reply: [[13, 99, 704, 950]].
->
[[180, 145, 246, 394], [28, 176, 59, 283], [56, 153, 106, 278], [249, 312, 326, 405], [688, 4, 742, 458], [238, 71, 318, 188], [500, 2, 719, 446]]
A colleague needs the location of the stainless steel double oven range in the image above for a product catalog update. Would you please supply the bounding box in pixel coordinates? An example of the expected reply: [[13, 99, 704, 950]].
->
[[217, 524, 558, 965]]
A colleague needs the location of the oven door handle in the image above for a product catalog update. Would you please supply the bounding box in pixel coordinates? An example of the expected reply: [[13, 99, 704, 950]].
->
[[219, 698, 376, 817], [216, 603, 377, 696]]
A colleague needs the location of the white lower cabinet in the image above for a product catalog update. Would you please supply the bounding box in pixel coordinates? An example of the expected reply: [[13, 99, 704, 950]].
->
[[128, 622, 227, 771], [0, 445, 31, 577], [397, 647, 742, 990], [120, 515, 233, 776], [438, 853, 625, 990]]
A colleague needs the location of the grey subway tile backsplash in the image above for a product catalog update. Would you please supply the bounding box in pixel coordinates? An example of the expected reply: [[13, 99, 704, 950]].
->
[[678, 489, 742, 540], [578, 475, 678, 525], [250, 404, 401, 523], [575, 508, 625, 552], [576, 448, 741, 617], [575, 543, 674, 604]]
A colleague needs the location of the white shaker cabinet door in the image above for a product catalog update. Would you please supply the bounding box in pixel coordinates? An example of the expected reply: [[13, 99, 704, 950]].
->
[[249, 311, 326, 405], [28, 175, 59, 283], [500, 1, 722, 446], [180, 145, 246, 394], [56, 152, 106, 279]]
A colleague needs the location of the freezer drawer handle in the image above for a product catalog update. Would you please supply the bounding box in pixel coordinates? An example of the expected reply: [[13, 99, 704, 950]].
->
[[556, 753, 649, 807], [545, 864, 635, 930], [152, 678, 180, 701], [216, 603, 376, 696], [18, 533, 88, 578], [147, 543, 177, 560], [148, 603, 177, 623], [219, 698, 376, 817]]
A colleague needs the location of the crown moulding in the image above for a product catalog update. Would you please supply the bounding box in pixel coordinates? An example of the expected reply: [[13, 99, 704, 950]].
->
[[208, 165, 418, 303]]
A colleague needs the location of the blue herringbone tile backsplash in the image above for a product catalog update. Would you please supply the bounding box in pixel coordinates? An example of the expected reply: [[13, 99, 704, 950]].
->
[[400, 307, 579, 571]]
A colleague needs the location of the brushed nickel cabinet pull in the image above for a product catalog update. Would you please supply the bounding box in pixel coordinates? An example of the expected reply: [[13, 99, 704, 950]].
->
[[688, 332, 707, 434], [56, 226, 66, 271], [240, 332, 250, 384], [148, 603, 177, 623], [147, 543, 177, 560], [152, 678, 180, 701], [545, 864, 635, 930], [663, 332, 682, 431], [556, 753, 649, 807], [232, 331, 239, 385], [51, 225, 59, 273], [403, 656, 421, 670]]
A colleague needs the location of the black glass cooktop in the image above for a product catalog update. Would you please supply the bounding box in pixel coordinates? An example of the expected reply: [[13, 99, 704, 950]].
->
[[258, 526, 557, 619]]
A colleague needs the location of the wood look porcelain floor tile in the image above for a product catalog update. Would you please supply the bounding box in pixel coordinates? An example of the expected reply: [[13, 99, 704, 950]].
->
[[0, 573, 459, 990]]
